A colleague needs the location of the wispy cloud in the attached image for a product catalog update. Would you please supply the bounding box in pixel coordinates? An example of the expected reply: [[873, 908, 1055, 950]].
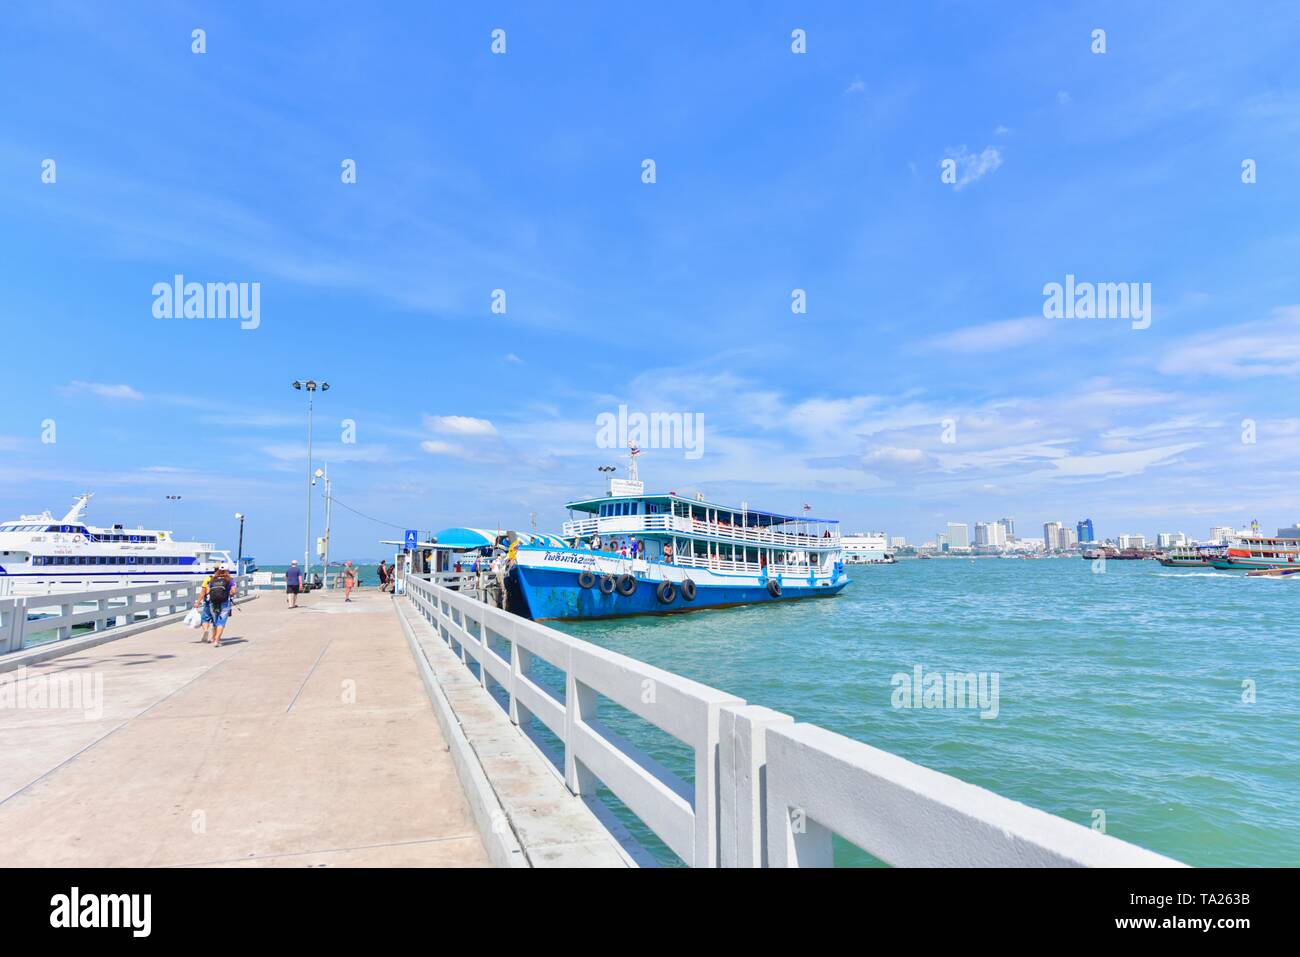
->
[[1158, 308, 1300, 378], [943, 145, 1003, 191], [920, 317, 1051, 353], [425, 415, 498, 435], [63, 381, 143, 401]]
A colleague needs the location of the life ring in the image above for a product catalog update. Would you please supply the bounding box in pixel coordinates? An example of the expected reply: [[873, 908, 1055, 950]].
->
[[679, 578, 697, 601], [578, 569, 596, 589], [656, 580, 676, 604], [766, 579, 782, 598], [617, 574, 638, 596], [599, 575, 617, 595]]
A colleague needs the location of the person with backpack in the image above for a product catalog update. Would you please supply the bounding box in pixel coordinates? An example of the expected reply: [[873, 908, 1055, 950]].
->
[[195, 564, 237, 647]]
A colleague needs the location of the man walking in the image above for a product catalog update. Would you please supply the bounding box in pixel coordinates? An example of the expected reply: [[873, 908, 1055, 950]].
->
[[285, 559, 302, 608]]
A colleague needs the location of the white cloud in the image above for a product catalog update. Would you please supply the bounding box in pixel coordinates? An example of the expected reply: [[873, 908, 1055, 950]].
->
[[1158, 308, 1300, 378], [65, 381, 143, 400], [425, 415, 498, 435], [921, 316, 1051, 353], [1044, 443, 1200, 479], [844, 77, 867, 95], [943, 145, 1003, 191]]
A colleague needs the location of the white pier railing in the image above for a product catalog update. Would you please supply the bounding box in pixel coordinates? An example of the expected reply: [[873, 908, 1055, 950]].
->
[[402, 575, 1183, 868], [1, 575, 253, 656]]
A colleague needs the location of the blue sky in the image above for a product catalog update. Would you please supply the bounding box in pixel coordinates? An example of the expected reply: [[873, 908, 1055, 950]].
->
[[2, 1, 1299, 559]]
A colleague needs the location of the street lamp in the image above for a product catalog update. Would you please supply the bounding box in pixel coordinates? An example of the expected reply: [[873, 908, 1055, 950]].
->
[[314, 466, 332, 588], [292, 379, 329, 584], [234, 512, 245, 575]]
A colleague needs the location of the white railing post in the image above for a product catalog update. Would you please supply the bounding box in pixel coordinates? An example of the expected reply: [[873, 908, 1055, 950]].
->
[[564, 667, 600, 796], [510, 643, 534, 728], [719, 704, 794, 867]]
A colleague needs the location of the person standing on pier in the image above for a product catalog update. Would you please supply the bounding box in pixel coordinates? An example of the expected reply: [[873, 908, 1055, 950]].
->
[[342, 561, 357, 602], [285, 559, 302, 608]]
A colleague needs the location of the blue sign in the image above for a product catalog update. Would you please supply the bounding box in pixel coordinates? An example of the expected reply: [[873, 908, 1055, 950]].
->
[[404, 529, 418, 550]]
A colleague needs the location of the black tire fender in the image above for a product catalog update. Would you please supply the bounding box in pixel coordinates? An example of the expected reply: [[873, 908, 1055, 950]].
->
[[656, 580, 676, 604], [599, 574, 617, 595], [766, 579, 782, 598], [578, 569, 596, 589], [679, 578, 697, 601], [617, 574, 638, 596]]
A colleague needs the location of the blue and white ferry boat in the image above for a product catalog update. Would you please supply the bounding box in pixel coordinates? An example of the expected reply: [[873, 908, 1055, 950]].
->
[[510, 462, 849, 620]]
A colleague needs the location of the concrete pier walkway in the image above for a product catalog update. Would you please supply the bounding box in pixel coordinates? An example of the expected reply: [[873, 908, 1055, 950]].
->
[[0, 589, 488, 867]]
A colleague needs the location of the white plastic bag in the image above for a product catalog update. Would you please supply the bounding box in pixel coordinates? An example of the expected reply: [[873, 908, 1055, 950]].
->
[[183, 607, 202, 629]]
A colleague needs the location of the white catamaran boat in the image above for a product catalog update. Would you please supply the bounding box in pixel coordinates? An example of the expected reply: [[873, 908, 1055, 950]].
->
[[509, 453, 850, 620], [0, 494, 234, 596]]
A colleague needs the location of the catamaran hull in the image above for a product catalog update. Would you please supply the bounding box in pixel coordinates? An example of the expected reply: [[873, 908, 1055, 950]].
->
[[510, 548, 850, 621]]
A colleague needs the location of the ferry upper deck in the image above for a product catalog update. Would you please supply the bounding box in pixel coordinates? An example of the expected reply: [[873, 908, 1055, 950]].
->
[[561, 492, 841, 551]]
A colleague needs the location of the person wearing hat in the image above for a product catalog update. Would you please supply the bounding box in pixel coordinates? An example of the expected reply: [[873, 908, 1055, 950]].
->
[[285, 559, 302, 608], [342, 561, 358, 602]]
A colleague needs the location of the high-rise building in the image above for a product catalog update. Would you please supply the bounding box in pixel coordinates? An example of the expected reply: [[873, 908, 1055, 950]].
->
[[1043, 521, 1062, 552], [1118, 533, 1147, 550], [1060, 527, 1077, 549], [1157, 532, 1188, 548], [997, 517, 1016, 541], [1209, 526, 1234, 543], [974, 522, 992, 546], [947, 523, 970, 549], [890, 536, 907, 548], [1076, 518, 1095, 543]]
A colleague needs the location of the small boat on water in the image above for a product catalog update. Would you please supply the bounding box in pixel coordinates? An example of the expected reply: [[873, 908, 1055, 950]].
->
[[1246, 566, 1300, 578], [509, 456, 850, 620]]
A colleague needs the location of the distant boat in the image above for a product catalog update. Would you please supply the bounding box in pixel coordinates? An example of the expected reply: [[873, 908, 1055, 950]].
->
[[1246, 566, 1300, 578], [1156, 544, 1225, 567], [841, 532, 896, 564]]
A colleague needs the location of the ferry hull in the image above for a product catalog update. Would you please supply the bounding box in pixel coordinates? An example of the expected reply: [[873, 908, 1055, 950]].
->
[[510, 549, 850, 621], [1210, 557, 1300, 571]]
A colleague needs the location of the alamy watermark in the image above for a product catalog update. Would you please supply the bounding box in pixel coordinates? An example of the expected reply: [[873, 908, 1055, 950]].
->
[[1043, 274, 1151, 330], [0, 667, 103, 720], [891, 664, 1000, 719], [596, 404, 704, 460], [152, 274, 260, 330]]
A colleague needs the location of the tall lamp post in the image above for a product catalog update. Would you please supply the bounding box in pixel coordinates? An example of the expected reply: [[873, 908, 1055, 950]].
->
[[314, 466, 331, 588], [292, 379, 329, 585], [234, 512, 245, 575]]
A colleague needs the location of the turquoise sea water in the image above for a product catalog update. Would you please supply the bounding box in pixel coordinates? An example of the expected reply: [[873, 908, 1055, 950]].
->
[[551, 559, 1299, 867]]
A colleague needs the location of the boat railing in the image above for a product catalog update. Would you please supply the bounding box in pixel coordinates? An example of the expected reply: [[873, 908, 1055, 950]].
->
[[400, 574, 1182, 868], [561, 514, 840, 549], [0, 575, 255, 656]]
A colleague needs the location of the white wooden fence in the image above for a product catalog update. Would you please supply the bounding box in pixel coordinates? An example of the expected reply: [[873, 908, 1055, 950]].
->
[[402, 575, 1183, 868], [1, 576, 253, 656]]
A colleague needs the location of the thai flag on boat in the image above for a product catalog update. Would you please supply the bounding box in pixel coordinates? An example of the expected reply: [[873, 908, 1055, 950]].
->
[[629, 444, 642, 457]]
